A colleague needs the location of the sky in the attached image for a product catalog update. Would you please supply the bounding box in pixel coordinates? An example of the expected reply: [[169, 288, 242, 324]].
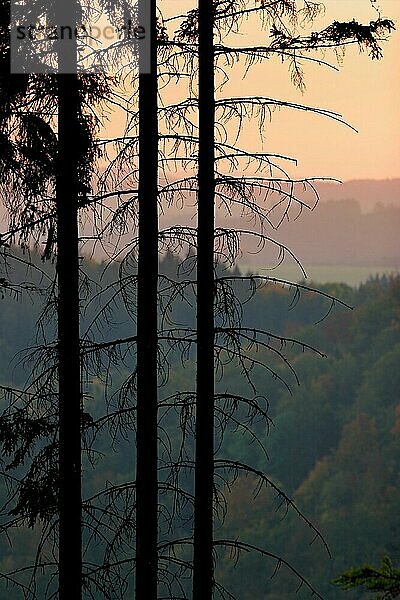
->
[[159, 0, 400, 182], [249, 0, 400, 181]]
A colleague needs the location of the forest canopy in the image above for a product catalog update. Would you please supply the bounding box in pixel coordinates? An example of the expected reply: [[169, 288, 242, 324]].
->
[[1, 251, 399, 598]]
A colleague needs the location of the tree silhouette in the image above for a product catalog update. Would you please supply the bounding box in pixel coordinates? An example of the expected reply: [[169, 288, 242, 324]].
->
[[56, 0, 83, 594], [193, 1, 215, 598], [136, 0, 159, 598], [0, 0, 108, 596], [172, 1, 394, 597], [78, 2, 393, 597]]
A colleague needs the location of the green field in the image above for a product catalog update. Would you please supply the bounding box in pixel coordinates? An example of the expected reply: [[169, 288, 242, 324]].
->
[[239, 264, 400, 287]]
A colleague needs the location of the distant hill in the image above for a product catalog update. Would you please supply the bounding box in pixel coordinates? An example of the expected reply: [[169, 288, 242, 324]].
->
[[1, 178, 399, 265], [313, 179, 400, 213], [251, 198, 400, 267], [220, 180, 400, 268]]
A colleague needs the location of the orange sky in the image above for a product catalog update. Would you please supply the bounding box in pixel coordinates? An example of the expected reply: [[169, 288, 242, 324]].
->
[[158, 0, 399, 182], [247, 0, 400, 181]]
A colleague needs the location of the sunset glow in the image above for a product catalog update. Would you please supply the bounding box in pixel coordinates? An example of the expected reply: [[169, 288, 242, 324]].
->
[[163, 0, 400, 181]]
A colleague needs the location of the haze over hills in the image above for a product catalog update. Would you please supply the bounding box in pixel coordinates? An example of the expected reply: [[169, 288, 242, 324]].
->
[[218, 179, 400, 269], [312, 178, 400, 213], [244, 198, 400, 268], [1, 179, 399, 269]]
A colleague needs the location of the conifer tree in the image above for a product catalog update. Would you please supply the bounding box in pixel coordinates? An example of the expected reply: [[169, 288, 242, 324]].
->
[[193, 1, 215, 598], [136, 0, 159, 597], [55, 0, 82, 594]]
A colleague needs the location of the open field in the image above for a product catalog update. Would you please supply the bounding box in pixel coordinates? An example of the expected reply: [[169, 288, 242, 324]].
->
[[239, 264, 400, 287]]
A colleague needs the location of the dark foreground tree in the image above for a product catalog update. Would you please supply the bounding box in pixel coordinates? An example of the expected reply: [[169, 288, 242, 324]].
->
[[56, 0, 82, 594], [136, 0, 159, 598], [173, 1, 395, 598], [193, 0, 215, 598], [90, 2, 392, 596], [0, 0, 107, 595]]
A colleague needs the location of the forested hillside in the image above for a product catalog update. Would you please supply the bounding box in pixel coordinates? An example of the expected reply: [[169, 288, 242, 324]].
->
[[1, 251, 399, 597], [217, 274, 400, 598]]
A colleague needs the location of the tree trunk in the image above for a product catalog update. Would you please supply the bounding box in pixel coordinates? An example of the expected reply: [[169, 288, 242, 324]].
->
[[193, 2, 215, 599], [135, 1, 159, 598], [56, 1, 82, 597], [57, 74, 82, 600]]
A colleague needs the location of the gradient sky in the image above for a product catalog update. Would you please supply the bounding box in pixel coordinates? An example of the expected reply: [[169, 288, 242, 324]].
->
[[247, 0, 400, 181], [160, 0, 400, 182]]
